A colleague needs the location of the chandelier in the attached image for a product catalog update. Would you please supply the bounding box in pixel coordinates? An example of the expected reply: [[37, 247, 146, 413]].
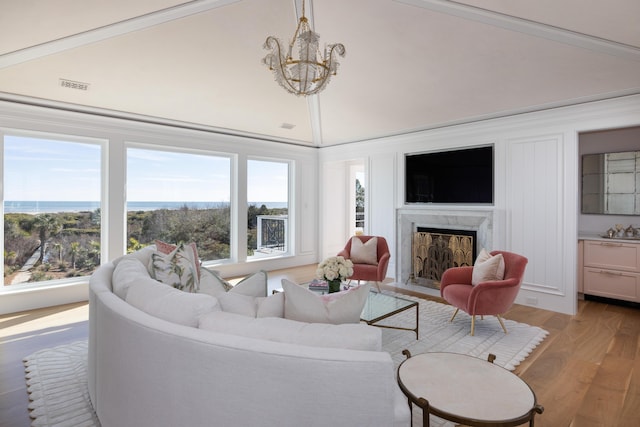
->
[[262, 0, 345, 96]]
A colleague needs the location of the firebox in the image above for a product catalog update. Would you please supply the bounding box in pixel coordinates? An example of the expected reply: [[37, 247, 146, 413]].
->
[[411, 227, 476, 289]]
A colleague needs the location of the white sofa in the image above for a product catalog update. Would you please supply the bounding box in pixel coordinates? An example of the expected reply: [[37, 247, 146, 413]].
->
[[88, 247, 411, 427]]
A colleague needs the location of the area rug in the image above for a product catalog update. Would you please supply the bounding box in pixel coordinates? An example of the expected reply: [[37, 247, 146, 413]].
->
[[23, 294, 547, 427], [380, 292, 548, 371], [23, 340, 100, 427]]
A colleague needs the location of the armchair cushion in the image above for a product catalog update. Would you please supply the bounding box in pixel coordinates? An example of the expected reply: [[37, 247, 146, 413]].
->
[[350, 236, 378, 265], [471, 249, 505, 286]]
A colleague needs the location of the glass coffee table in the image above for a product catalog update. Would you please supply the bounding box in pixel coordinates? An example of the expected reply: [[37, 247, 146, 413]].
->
[[360, 291, 419, 339]]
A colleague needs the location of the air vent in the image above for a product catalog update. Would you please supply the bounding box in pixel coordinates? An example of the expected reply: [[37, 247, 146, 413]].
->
[[59, 78, 90, 91]]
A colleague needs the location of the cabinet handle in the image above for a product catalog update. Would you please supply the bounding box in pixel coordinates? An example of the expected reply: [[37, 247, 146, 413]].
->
[[598, 242, 623, 247], [597, 270, 632, 278]]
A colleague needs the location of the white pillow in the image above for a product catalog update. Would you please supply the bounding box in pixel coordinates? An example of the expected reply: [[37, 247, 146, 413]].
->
[[282, 279, 371, 324], [217, 292, 285, 318], [112, 257, 151, 300], [350, 236, 378, 265], [199, 267, 233, 297], [148, 243, 200, 293], [200, 269, 268, 298], [471, 249, 505, 286], [125, 279, 219, 327]]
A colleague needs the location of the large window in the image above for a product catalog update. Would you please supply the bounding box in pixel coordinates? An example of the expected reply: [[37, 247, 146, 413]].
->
[[247, 159, 289, 258], [126, 147, 232, 261], [3, 135, 101, 286]]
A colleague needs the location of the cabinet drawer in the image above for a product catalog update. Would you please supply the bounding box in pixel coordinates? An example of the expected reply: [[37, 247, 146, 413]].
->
[[583, 241, 640, 272], [583, 267, 639, 302]]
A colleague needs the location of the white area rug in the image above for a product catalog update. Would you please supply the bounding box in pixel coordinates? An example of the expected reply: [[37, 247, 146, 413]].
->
[[380, 292, 548, 371], [23, 341, 100, 427], [23, 294, 547, 427]]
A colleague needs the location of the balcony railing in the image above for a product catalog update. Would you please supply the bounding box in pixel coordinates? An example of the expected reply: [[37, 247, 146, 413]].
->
[[256, 215, 288, 253]]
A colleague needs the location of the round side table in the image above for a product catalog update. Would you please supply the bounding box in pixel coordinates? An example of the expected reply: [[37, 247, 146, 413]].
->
[[397, 350, 543, 427]]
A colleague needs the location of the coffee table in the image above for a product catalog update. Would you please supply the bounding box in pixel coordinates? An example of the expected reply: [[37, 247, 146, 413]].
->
[[397, 351, 544, 427], [360, 291, 419, 339]]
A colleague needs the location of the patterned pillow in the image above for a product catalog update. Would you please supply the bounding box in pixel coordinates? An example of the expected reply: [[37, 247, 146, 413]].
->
[[149, 243, 200, 293], [155, 240, 201, 280]]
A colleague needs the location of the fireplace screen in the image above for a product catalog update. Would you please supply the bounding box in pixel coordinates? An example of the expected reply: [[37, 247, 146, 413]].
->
[[412, 227, 476, 289]]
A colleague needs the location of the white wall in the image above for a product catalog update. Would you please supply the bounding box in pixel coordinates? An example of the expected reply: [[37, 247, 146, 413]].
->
[[320, 94, 640, 315]]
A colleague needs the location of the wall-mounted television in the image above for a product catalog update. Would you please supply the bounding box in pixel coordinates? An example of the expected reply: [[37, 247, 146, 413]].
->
[[405, 145, 494, 204]]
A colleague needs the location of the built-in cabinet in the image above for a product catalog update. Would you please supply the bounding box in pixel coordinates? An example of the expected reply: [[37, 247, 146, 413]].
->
[[580, 238, 640, 303]]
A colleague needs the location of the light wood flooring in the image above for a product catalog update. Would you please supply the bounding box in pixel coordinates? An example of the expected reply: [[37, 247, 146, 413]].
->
[[1, 264, 639, 427]]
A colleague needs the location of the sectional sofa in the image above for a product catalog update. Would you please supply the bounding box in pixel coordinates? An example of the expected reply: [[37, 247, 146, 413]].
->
[[88, 246, 411, 427]]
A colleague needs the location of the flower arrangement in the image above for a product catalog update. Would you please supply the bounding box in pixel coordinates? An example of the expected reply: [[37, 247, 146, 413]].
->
[[316, 256, 354, 292]]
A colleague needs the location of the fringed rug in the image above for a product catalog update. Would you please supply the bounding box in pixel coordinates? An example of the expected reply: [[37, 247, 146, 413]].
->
[[23, 340, 100, 427], [23, 294, 547, 427]]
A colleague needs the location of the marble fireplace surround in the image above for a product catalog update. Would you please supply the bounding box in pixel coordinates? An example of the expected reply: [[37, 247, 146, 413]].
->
[[397, 208, 494, 285]]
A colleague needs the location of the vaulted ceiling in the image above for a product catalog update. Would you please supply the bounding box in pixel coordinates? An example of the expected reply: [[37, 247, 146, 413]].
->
[[1, 0, 639, 146]]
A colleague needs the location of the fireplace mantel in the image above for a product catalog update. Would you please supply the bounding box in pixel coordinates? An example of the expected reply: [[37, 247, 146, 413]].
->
[[397, 207, 494, 285]]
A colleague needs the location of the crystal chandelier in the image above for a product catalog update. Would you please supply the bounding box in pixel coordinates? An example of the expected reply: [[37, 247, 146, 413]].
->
[[262, 0, 345, 96]]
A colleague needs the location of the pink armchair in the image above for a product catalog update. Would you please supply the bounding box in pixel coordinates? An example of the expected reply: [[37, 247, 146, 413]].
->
[[338, 236, 390, 292], [440, 250, 528, 336]]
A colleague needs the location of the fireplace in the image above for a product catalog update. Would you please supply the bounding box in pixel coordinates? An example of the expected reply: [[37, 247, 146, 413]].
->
[[397, 208, 494, 289], [411, 227, 477, 289]]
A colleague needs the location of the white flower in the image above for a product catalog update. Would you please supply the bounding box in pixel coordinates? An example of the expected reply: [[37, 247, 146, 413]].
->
[[316, 256, 354, 282]]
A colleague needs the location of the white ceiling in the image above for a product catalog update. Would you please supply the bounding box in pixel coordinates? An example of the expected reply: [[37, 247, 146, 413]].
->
[[1, 0, 639, 147]]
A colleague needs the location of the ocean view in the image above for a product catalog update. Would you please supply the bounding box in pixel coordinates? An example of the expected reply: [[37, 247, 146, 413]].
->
[[3, 201, 287, 214]]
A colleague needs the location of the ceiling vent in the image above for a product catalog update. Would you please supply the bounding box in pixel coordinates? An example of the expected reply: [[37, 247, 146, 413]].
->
[[59, 78, 90, 91]]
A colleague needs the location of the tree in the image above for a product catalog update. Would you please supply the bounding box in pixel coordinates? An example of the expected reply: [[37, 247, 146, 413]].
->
[[69, 242, 80, 269], [33, 214, 62, 263]]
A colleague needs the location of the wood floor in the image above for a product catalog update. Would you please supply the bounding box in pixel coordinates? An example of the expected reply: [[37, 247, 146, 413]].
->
[[1, 264, 639, 427]]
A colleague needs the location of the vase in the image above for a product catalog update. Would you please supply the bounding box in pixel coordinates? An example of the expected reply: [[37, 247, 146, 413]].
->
[[328, 279, 342, 293]]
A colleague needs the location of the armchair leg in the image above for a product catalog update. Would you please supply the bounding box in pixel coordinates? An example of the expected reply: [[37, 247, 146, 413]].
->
[[496, 314, 508, 334], [449, 308, 459, 323], [375, 281, 381, 293], [471, 316, 476, 336]]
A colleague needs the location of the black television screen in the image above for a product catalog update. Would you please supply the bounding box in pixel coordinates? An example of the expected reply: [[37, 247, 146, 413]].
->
[[405, 145, 494, 204]]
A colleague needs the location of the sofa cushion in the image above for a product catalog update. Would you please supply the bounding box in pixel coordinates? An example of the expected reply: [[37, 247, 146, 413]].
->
[[472, 249, 505, 286], [217, 292, 284, 318], [112, 257, 151, 300], [350, 236, 378, 265], [199, 269, 267, 298], [149, 243, 200, 292], [125, 279, 219, 327], [198, 311, 381, 351], [282, 279, 370, 324]]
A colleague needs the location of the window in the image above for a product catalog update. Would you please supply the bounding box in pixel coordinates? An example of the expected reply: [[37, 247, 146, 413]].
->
[[126, 147, 231, 261], [247, 159, 289, 257], [3, 135, 101, 286]]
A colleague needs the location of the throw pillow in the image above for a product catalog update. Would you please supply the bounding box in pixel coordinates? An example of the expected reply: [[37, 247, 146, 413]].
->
[[198, 269, 268, 298], [350, 236, 378, 265], [471, 249, 505, 286], [282, 279, 371, 324], [155, 240, 201, 280], [149, 243, 200, 292], [217, 291, 285, 318]]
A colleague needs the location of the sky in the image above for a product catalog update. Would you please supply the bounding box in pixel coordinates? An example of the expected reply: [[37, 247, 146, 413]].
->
[[3, 135, 288, 202]]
